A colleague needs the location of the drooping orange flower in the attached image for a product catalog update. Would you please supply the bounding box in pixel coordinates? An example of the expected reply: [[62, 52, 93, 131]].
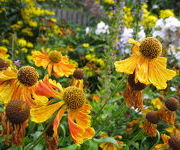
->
[[158, 97, 179, 124], [30, 77, 95, 146], [0, 66, 48, 106], [70, 68, 84, 89], [124, 73, 146, 110], [32, 50, 76, 77], [1, 99, 30, 145], [143, 111, 160, 137], [114, 37, 176, 89]]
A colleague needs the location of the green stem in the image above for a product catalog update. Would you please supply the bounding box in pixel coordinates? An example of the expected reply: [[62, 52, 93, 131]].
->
[[93, 75, 126, 121], [150, 130, 160, 150], [25, 108, 60, 150], [95, 101, 128, 136]]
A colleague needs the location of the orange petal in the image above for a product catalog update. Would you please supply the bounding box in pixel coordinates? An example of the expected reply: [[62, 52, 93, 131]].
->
[[68, 111, 84, 144], [53, 105, 66, 137], [31, 101, 65, 123]]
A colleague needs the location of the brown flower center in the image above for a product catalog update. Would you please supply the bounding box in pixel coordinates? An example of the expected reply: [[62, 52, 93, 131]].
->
[[168, 136, 180, 150], [146, 111, 159, 124], [6, 99, 30, 124], [73, 69, 84, 79], [63, 86, 85, 110], [139, 37, 162, 59], [165, 97, 179, 111], [48, 50, 62, 63], [17, 66, 39, 86]]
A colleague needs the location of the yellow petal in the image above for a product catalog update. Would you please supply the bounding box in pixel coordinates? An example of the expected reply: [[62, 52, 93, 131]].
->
[[31, 101, 64, 123], [114, 55, 138, 74], [148, 57, 176, 89], [136, 57, 151, 85]]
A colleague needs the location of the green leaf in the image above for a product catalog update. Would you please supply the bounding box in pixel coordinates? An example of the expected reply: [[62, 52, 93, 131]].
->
[[65, 144, 80, 150], [93, 137, 119, 148]]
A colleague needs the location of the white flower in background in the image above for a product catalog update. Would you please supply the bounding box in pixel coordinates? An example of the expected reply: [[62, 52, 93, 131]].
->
[[164, 17, 180, 32], [120, 27, 133, 43], [85, 27, 90, 34], [170, 87, 176, 92], [95, 21, 109, 35], [137, 27, 146, 41], [168, 45, 180, 65], [153, 17, 180, 47]]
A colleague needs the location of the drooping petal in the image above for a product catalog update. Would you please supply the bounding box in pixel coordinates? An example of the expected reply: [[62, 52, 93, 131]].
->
[[0, 68, 17, 83], [148, 57, 176, 89], [53, 62, 76, 77], [114, 55, 139, 74], [31, 101, 65, 123], [53, 105, 66, 137], [68, 111, 84, 144], [48, 64, 53, 76], [136, 57, 150, 85], [31, 50, 50, 69], [82, 127, 95, 139]]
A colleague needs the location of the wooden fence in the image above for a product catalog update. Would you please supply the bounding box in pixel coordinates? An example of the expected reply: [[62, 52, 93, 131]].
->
[[52, 9, 89, 26]]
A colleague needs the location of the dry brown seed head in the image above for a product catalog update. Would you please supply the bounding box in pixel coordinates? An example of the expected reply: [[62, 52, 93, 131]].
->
[[165, 97, 179, 111], [146, 111, 159, 124], [73, 69, 84, 79], [168, 136, 180, 150], [6, 99, 30, 124], [128, 73, 146, 91]]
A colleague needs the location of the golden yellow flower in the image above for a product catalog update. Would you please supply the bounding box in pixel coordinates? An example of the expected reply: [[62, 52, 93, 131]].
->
[[160, 9, 174, 18], [30, 77, 95, 145], [32, 50, 76, 77], [114, 38, 176, 89], [0, 66, 47, 106]]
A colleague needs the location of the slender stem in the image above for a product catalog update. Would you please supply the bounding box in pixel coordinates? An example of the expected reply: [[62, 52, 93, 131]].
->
[[150, 130, 160, 150], [93, 75, 126, 121], [26, 108, 60, 150], [95, 101, 127, 136]]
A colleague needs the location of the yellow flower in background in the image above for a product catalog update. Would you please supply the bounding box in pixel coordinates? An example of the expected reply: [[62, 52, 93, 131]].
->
[[22, 28, 33, 36], [50, 18, 57, 23], [114, 37, 176, 89], [141, 4, 157, 28], [151, 98, 163, 109], [29, 20, 38, 27], [103, 0, 115, 4], [32, 50, 76, 77], [123, 7, 133, 28], [141, 15, 157, 28], [0, 46, 9, 58], [82, 43, 90, 48], [160, 9, 174, 18], [26, 42, 33, 48], [18, 38, 27, 47]]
